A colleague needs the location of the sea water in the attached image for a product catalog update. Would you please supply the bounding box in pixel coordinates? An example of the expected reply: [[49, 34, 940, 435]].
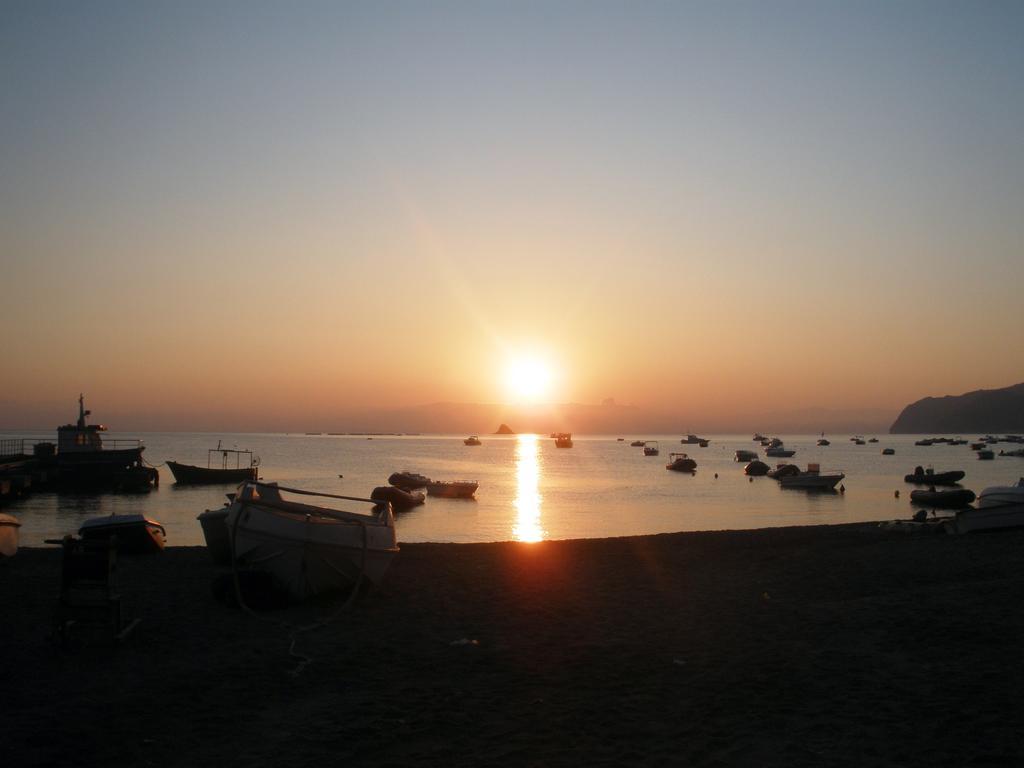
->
[[8, 433, 1022, 547]]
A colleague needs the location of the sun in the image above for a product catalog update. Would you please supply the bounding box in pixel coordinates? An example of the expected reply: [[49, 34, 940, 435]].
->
[[504, 356, 553, 403]]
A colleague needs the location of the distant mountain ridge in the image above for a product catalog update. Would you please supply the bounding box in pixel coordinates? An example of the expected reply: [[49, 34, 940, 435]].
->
[[889, 382, 1024, 434]]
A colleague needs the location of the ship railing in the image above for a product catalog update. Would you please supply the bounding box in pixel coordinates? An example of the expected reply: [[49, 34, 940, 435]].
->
[[0, 434, 144, 458]]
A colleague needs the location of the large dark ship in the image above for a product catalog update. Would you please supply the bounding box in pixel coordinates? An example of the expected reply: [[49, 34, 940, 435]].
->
[[37, 395, 159, 491]]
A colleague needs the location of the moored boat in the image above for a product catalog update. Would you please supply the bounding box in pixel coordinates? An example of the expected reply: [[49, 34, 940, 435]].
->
[[767, 463, 800, 480], [778, 463, 844, 490], [388, 471, 431, 491], [464, 435, 482, 446], [666, 453, 697, 472], [79, 514, 166, 554], [554, 433, 573, 448], [765, 445, 795, 458], [643, 441, 660, 456], [744, 460, 770, 476], [882, 447, 896, 455], [425, 480, 478, 498], [909, 488, 976, 509], [42, 395, 158, 491], [225, 481, 398, 600], [903, 467, 965, 486], [735, 449, 758, 462], [371, 485, 426, 510], [977, 449, 995, 460], [167, 443, 259, 485], [630, 440, 645, 447]]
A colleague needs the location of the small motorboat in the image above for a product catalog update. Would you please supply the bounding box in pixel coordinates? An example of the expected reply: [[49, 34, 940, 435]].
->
[[168, 443, 259, 485], [666, 453, 697, 472], [698, 440, 709, 448], [915, 438, 936, 446], [1000, 448, 1024, 458], [752, 433, 766, 442], [817, 438, 831, 446], [735, 450, 758, 462], [388, 471, 431, 491], [680, 434, 707, 445], [371, 485, 426, 510], [970, 442, 986, 451], [977, 449, 995, 460], [949, 478, 1024, 534], [464, 436, 482, 446], [868, 438, 879, 443], [882, 448, 896, 455], [630, 440, 645, 447], [225, 481, 398, 600], [765, 446, 795, 458], [0, 513, 21, 557], [904, 467, 965, 486], [79, 514, 166, 554], [767, 463, 800, 480], [744, 460, 770, 476], [909, 488, 976, 509], [643, 441, 660, 457], [554, 433, 573, 448], [778, 464, 844, 490], [425, 480, 478, 498]]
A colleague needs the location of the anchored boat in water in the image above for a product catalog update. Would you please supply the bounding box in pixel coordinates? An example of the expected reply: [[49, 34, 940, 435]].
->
[[42, 395, 158, 491], [224, 481, 399, 601], [425, 480, 478, 498], [167, 442, 259, 485], [778, 463, 845, 491], [666, 453, 697, 472]]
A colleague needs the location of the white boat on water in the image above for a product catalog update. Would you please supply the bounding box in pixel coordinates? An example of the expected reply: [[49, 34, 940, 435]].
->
[[949, 478, 1024, 534], [224, 481, 398, 601], [779, 463, 845, 491]]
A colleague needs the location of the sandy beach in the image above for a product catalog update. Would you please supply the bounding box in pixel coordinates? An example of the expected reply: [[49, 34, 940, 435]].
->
[[5, 524, 1024, 767]]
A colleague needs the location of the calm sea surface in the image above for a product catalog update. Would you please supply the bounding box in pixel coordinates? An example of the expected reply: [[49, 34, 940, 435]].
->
[[7, 432, 1023, 547]]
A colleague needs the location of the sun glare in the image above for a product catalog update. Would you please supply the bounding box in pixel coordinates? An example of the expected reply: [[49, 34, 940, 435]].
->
[[504, 357, 552, 403]]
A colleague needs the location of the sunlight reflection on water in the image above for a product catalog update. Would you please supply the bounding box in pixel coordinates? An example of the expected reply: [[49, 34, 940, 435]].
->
[[513, 434, 544, 542]]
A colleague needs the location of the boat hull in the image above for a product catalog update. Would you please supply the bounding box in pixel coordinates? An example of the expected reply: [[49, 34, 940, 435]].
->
[[779, 473, 844, 490], [197, 507, 232, 565], [79, 515, 166, 554], [904, 471, 965, 486], [426, 482, 478, 498], [951, 502, 1024, 534], [226, 485, 398, 600], [388, 472, 431, 491], [168, 461, 257, 485], [909, 489, 976, 509]]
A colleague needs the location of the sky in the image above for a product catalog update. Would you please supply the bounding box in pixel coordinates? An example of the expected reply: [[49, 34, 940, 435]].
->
[[2, 1, 1022, 431]]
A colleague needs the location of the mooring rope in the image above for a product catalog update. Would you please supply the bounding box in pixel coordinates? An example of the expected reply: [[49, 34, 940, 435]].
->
[[228, 495, 373, 676]]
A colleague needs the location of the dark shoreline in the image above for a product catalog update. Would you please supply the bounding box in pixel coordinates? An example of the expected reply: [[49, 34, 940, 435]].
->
[[6, 523, 1024, 766]]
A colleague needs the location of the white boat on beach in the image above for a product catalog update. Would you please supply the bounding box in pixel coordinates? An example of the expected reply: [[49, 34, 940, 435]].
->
[[224, 481, 398, 601], [949, 478, 1024, 534], [778, 463, 845, 491]]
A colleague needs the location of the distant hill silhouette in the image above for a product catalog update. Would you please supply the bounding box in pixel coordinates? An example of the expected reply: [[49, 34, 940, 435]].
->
[[889, 383, 1024, 434], [493, 423, 515, 434]]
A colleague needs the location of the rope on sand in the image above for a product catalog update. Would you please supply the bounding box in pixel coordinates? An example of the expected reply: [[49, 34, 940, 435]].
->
[[229, 497, 371, 676]]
